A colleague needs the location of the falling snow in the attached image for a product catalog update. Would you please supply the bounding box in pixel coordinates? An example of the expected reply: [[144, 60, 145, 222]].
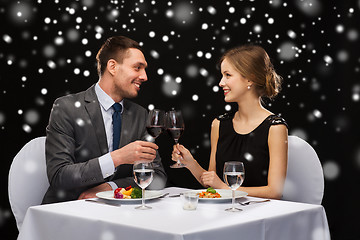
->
[[1, 1, 359, 238]]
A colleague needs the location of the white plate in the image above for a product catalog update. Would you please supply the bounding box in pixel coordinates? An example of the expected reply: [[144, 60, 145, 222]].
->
[[96, 190, 164, 202], [184, 189, 248, 202]]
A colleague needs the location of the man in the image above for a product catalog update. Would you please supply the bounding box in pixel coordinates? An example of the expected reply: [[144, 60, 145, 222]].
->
[[42, 36, 167, 204]]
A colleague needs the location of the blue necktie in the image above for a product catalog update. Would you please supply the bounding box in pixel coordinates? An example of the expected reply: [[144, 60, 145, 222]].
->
[[112, 103, 122, 151]]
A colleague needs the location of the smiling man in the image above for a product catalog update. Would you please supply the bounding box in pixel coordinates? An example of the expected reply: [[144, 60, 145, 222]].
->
[[42, 36, 167, 204]]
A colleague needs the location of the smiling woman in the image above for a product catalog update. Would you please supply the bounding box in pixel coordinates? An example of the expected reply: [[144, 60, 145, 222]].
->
[[220, 45, 282, 102], [171, 44, 288, 201]]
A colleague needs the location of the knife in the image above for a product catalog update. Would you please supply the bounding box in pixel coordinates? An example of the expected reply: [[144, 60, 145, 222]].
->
[[168, 193, 181, 198], [159, 192, 170, 198], [85, 199, 121, 207]]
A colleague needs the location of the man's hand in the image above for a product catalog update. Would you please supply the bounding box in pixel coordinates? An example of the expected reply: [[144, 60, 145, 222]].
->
[[111, 140, 158, 167], [78, 183, 112, 200]]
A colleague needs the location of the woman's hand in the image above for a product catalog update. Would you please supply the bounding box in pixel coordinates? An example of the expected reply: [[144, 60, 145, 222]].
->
[[171, 144, 196, 166], [200, 171, 228, 189]]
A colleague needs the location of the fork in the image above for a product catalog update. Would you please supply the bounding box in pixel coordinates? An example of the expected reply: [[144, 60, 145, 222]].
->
[[238, 199, 270, 206]]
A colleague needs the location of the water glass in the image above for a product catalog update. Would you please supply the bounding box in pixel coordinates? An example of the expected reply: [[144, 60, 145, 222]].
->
[[181, 192, 199, 210]]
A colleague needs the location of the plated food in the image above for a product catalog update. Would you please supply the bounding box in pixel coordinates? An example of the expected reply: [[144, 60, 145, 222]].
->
[[96, 189, 163, 202], [182, 188, 248, 202], [113, 186, 142, 199], [197, 187, 221, 198]]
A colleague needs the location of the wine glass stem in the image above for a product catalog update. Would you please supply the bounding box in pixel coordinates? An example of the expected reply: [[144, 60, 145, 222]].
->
[[232, 189, 235, 209], [174, 140, 181, 164], [142, 188, 145, 207]]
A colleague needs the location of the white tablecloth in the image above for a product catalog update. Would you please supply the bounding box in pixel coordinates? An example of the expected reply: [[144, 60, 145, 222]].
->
[[18, 187, 330, 240]]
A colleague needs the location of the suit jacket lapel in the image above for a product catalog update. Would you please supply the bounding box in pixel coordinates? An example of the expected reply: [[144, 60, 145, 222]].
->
[[84, 85, 108, 155]]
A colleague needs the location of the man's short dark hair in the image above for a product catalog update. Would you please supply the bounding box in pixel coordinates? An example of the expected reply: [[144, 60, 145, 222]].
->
[[96, 36, 142, 77]]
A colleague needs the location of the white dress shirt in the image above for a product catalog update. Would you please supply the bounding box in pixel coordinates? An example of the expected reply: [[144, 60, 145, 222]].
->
[[95, 82, 123, 189]]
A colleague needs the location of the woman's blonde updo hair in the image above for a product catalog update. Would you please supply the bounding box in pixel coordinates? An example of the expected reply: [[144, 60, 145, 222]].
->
[[220, 44, 282, 99]]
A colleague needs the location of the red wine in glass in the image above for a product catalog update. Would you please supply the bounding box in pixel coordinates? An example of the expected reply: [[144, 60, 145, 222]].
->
[[146, 109, 165, 141], [147, 126, 164, 138], [166, 110, 186, 168], [167, 127, 184, 143]]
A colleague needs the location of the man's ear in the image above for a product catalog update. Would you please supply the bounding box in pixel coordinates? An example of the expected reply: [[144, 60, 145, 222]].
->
[[107, 59, 117, 76]]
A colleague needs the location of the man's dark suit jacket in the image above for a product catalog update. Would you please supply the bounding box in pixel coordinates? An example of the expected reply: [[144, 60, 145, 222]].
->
[[42, 84, 166, 204]]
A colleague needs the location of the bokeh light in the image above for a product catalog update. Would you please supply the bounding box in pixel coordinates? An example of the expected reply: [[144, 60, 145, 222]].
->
[[323, 161, 340, 181], [24, 109, 40, 125], [173, 2, 196, 26], [7, 2, 35, 25]]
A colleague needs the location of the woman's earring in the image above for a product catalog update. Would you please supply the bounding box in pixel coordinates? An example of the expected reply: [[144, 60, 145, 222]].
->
[[247, 85, 251, 90]]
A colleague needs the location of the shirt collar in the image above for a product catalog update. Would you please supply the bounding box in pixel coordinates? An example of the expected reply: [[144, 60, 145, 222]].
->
[[95, 82, 124, 112]]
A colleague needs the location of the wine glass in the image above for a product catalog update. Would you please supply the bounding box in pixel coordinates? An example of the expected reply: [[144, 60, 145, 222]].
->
[[133, 162, 154, 210], [166, 110, 185, 168], [223, 161, 245, 212], [146, 109, 165, 142]]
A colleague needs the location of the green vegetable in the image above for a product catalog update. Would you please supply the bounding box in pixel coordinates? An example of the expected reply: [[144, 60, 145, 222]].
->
[[206, 187, 216, 194], [130, 187, 142, 199]]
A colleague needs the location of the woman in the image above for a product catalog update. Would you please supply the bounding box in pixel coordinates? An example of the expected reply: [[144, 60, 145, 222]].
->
[[172, 45, 288, 199]]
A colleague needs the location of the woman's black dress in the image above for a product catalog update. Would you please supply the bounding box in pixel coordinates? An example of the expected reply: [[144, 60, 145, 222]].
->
[[215, 112, 288, 187]]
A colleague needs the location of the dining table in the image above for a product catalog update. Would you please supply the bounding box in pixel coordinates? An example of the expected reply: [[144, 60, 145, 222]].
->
[[18, 187, 330, 240]]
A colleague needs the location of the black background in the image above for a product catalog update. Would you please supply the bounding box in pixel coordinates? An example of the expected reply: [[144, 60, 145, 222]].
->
[[1, 0, 359, 239]]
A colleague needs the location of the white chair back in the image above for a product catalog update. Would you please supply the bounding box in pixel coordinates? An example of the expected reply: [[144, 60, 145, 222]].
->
[[282, 135, 324, 204], [8, 136, 49, 230]]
